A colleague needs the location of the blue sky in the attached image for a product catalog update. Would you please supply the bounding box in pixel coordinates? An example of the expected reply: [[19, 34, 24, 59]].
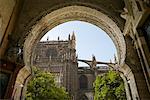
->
[[41, 21, 117, 66]]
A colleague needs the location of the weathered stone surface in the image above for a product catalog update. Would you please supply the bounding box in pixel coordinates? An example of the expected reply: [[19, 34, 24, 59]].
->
[[1, 0, 150, 99]]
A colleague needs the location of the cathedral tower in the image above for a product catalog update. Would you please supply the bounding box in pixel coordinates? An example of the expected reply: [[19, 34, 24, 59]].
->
[[71, 31, 76, 49]]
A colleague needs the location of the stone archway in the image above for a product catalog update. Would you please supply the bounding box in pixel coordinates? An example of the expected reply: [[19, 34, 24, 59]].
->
[[20, 5, 132, 100], [1, 0, 150, 99], [24, 5, 126, 68]]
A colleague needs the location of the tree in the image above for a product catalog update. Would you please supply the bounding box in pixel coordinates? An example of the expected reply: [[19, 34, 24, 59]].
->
[[25, 67, 70, 100], [94, 70, 126, 100]]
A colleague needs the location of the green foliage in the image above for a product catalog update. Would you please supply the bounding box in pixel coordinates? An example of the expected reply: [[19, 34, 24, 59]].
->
[[94, 71, 126, 100], [25, 67, 70, 100]]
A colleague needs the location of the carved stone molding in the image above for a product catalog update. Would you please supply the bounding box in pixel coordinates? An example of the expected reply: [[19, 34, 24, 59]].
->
[[24, 6, 126, 68]]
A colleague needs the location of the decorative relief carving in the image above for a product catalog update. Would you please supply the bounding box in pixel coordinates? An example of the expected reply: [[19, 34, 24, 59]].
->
[[120, 8, 128, 20], [7, 44, 24, 64]]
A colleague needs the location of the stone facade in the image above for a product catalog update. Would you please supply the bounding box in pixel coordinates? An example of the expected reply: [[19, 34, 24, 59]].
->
[[32, 33, 78, 100], [32, 33, 109, 100], [77, 66, 109, 100]]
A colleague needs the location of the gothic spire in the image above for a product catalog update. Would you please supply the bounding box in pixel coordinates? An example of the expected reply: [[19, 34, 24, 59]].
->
[[70, 31, 76, 49], [47, 36, 49, 41], [76, 54, 78, 58], [92, 54, 96, 61], [68, 34, 71, 40], [91, 54, 97, 69], [110, 59, 112, 63], [114, 54, 117, 63], [71, 31, 76, 40]]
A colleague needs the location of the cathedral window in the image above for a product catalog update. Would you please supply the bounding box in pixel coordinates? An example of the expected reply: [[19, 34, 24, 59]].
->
[[46, 48, 57, 58], [79, 75, 88, 89]]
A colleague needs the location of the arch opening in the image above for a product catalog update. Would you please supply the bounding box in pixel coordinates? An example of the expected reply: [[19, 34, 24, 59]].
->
[[23, 5, 126, 69], [40, 20, 117, 67], [19, 5, 128, 100], [79, 75, 88, 89]]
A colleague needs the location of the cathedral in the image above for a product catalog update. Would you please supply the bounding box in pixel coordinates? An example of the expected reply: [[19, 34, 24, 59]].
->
[[0, 0, 150, 100], [32, 33, 109, 100], [33, 33, 78, 99]]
